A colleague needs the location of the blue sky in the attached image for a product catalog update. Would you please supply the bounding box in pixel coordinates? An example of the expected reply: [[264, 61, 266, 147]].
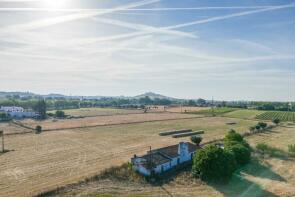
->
[[0, 0, 295, 101]]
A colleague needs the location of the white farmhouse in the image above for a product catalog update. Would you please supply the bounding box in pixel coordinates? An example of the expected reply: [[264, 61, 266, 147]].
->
[[0, 106, 36, 119], [131, 142, 198, 176]]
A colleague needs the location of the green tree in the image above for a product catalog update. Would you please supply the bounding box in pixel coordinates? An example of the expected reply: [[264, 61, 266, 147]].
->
[[224, 129, 243, 143], [35, 98, 47, 119], [255, 125, 261, 131], [249, 126, 256, 133], [55, 110, 65, 118], [225, 143, 251, 166], [192, 145, 237, 183], [272, 118, 280, 126], [191, 135, 202, 146], [188, 100, 196, 106], [258, 122, 267, 130], [35, 125, 42, 134]]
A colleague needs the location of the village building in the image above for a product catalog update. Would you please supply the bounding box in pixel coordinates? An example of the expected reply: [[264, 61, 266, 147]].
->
[[131, 142, 198, 176], [0, 106, 37, 119]]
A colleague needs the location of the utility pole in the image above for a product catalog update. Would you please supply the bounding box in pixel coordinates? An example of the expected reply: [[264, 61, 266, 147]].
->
[[0, 130, 4, 153], [211, 96, 214, 116], [149, 146, 152, 169]]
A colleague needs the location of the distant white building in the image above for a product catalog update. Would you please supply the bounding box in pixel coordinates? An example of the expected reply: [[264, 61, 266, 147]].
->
[[0, 106, 36, 119], [131, 142, 198, 176], [0, 106, 24, 112]]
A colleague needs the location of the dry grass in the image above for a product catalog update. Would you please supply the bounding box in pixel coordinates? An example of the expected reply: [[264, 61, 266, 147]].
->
[[20, 113, 200, 131], [52, 124, 295, 197], [0, 116, 256, 197], [0, 122, 32, 134], [49, 108, 143, 117], [166, 106, 210, 113]]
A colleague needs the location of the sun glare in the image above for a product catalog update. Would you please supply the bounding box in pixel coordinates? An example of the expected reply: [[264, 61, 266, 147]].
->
[[42, 0, 67, 8]]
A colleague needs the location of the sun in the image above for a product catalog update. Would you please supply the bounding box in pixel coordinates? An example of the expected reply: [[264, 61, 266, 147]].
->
[[42, 0, 67, 8]]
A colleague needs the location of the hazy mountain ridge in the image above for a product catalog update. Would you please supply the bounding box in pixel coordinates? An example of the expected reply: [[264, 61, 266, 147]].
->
[[0, 91, 176, 100]]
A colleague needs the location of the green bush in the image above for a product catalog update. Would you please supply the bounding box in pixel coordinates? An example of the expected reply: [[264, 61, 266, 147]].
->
[[55, 110, 65, 118], [258, 122, 267, 130], [224, 130, 251, 166], [225, 143, 251, 166], [256, 143, 285, 158], [35, 125, 42, 134], [224, 129, 243, 143], [255, 125, 261, 130], [288, 144, 295, 157], [191, 135, 202, 146], [192, 145, 237, 183], [272, 118, 280, 125]]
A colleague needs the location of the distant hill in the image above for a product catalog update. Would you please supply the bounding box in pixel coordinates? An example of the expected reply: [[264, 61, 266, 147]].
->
[[134, 92, 177, 100], [0, 91, 178, 101]]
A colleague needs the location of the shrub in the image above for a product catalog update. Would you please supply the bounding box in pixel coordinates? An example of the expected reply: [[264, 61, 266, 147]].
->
[[224, 129, 243, 143], [190, 135, 203, 146], [55, 110, 65, 118], [225, 143, 251, 166], [192, 145, 237, 183], [256, 143, 285, 158], [224, 130, 251, 166], [47, 113, 54, 117], [255, 125, 261, 130], [272, 118, 280, 125], [288, 144, 295, 157], [35, 125, 42, 134], [249, 126, 256, 133], [258, 122, 267, 130]]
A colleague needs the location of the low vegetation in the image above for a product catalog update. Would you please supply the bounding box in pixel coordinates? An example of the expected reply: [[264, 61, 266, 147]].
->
[[288, 144, 295, 157], [189, 107, 236, 116], [35, 125, 42, 134], [255, 143, 286, 158], [190, 135, 202, 146], [54, 110, 66, 118], [0, 112, 11, 122]]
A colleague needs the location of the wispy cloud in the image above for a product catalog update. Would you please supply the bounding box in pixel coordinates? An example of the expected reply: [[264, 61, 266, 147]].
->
[[92, 17, 196, 38], [161, 3, 295, 30], [0, 5, 286, 12], [0, 0, 160, 33]]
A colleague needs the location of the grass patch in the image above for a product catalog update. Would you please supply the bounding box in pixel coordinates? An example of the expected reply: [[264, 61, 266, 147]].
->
[[188, 107, 237, 116], [223, 110, 265, 119], [255, 143, 287, 158], [96, 163, 144, 183], [288, 144, 295, 157]]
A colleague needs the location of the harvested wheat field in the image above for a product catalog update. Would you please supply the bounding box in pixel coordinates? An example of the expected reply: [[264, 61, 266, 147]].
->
[[0, 116, 256, 197], [20, 113, 201, 131], [52, 124, 295, 197], [0, 122, 32, 135], [166, 106, 210, 113], [49, 107, 143, 117]]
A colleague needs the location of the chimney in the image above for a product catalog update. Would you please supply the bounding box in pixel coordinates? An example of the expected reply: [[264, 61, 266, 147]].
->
[[178, 142, 189, 156]]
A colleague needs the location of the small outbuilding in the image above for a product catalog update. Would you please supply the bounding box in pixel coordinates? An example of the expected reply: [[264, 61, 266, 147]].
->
[[131, 142, 198, 176]]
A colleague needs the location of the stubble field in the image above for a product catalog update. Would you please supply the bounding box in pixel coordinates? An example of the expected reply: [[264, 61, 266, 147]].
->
[[0, 111, 256, 197], [55, 124, 295, 197]]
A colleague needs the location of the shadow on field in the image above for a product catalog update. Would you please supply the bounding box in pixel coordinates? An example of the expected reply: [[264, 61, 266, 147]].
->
[[0, 149, 14, 156], [210, 159, 284, 197], [241, 159, 286, 182], [211, 174, 278, 197]]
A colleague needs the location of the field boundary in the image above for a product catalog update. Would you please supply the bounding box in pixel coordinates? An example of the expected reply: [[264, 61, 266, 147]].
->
[[40, 116, 206, 132], [5, 115, 206, 135]]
